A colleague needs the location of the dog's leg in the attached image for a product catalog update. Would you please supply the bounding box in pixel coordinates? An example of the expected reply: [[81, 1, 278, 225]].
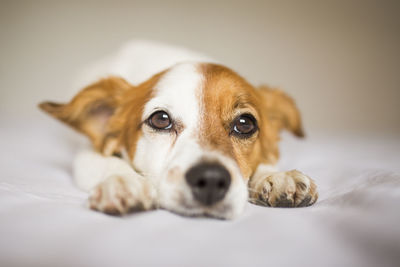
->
[[73, 149, 156, 215], [248, 164, 318, 207]]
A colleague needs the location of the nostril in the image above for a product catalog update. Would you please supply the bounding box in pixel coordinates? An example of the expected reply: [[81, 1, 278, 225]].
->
[[217, 180, 226, 189], [196, 179, 206, 188]]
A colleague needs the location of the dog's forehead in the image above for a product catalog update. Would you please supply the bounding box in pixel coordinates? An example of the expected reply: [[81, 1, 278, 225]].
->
[[142, 62, 203, 129], [141, 62, 257, 134]]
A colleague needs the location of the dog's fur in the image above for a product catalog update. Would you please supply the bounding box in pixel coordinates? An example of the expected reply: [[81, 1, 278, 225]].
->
[[39, 41, 317, 219]]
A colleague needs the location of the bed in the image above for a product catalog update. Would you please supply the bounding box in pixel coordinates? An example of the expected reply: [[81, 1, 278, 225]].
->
[[1, 115, 399, 267]]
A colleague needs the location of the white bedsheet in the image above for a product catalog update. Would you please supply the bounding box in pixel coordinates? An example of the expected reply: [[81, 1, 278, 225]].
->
[[1, 116, 399, 267]]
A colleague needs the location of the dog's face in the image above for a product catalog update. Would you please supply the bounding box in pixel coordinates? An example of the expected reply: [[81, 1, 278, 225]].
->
[[40, 62, 303, 219]]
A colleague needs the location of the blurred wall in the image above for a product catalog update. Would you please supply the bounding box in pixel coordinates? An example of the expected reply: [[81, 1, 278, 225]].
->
[[1, 0, 399, 134]]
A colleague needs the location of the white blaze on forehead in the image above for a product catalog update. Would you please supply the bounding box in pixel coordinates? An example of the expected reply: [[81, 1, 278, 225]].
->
[[134, 62, 204, 178], [142, 62, 203, 129]]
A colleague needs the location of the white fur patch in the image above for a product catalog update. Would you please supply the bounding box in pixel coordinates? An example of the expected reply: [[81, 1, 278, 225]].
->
[[74, 149, 141, 192], [142, 62, 202, 129], [134, 62, 203, 177]]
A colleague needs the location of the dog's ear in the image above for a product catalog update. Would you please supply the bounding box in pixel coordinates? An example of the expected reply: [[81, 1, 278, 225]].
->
[[39, 77, 132, 149], [258, 85, 304, 137]]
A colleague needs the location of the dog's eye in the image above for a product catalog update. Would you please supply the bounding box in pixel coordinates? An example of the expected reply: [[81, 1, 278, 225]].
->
[[148, 111, 172, 130], [231, 114, 257, 138]]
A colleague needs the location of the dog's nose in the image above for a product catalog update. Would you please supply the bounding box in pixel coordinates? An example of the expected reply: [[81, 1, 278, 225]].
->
[[185, 162, 231, 205]]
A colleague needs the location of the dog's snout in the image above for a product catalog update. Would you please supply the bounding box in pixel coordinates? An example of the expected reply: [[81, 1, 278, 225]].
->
[[185, 163, 231, 205]]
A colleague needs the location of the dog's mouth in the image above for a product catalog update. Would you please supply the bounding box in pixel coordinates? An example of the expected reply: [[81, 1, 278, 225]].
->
[[178, 195, 235, 219], [160, 196, 237, 220]]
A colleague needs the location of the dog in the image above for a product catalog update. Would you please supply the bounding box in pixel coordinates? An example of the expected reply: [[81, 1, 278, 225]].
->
[[39, 40, 318, 219]]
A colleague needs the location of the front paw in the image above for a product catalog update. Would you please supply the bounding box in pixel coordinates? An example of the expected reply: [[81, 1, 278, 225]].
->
[[249, 170, 318, 207], [88, 175, 148, 215]]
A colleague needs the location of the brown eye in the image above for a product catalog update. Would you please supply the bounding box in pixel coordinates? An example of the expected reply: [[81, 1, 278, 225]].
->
[[231, 114, 257, 138], [148, 111, 172, 130]]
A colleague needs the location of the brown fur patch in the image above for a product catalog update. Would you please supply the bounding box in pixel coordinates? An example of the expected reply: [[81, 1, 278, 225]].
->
[[258, 85, 304, 138], [39, 77, 132, 151], [199, 63, 303, 179], [39, 72, 165, 160], [107, 72, 164, 159], [200, 64, 263, 179]]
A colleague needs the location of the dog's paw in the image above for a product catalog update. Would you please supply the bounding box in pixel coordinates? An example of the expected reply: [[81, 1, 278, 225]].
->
[[88, 175, 147, 215], [249, 170, 318, 207]]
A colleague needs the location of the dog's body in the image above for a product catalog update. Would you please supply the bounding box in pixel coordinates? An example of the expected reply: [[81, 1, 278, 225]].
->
[[40, 40, 317, 219]]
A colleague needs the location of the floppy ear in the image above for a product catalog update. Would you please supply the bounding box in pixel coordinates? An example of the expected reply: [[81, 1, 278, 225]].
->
[[258, 85, 305, 137], [39, 77, 132, 150]]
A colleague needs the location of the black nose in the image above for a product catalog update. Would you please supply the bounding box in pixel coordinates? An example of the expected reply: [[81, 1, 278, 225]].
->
[[185, 162, 231, 206]]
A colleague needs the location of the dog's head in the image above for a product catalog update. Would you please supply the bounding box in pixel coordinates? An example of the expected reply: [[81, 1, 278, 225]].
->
[[39, 62, 303, 219]]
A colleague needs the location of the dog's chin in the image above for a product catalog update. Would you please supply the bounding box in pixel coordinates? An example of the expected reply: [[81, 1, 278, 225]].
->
[[160, 195, 247, 220], [162, 203, 239, 220]]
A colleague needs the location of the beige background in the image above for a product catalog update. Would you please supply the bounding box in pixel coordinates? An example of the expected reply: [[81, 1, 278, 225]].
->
[[1, 0, 399, 134]]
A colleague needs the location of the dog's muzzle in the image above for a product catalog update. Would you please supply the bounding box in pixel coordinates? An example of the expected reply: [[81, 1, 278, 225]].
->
[[185, 162, 231, 206]]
